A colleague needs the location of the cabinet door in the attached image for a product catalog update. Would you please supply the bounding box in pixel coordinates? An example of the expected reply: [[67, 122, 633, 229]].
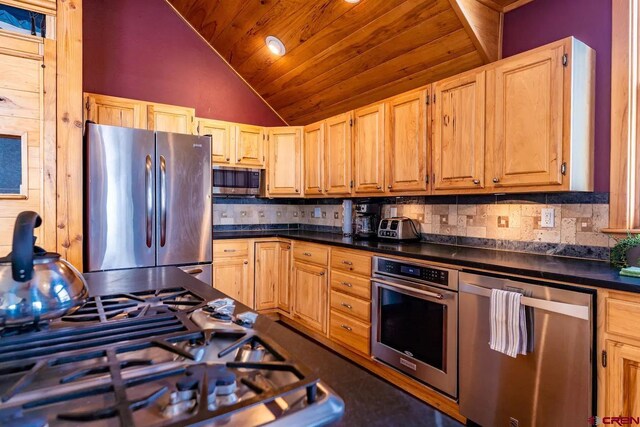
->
[[197, 118, 232, 165], [354, 103, 385, 194], [433, 72, 485, 191], [606, 341, 640, 418], [291, 261, 328, 334], [84, 93, 146, 129], [235, 124, 265, 167], [255, 242, 279, 311], [147, 103, 195, 134], [278, 242, 292, 313], [324, 112, 353, 196], [303, 122, 325, 195], [268, 127, 302, 196], [212, 257, 250, 306], [487, 44, 565, 188], [386, 90, 428, 192]]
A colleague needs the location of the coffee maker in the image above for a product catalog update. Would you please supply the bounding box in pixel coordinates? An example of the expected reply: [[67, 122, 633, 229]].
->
[[353, 203, 381, 239]]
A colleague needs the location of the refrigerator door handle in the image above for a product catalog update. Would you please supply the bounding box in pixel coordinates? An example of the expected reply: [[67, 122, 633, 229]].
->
[[160, 155, 167, 247], [145, 155, 153, 248]]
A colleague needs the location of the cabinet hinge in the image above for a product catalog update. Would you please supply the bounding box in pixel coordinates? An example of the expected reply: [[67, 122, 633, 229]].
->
[[562, 53, 568, 67], [602, 350, 607, 368], [426, 174, 429, 184], [267, 183, 270, 191], [263, 134, 265, 140], [85, 98, 90, 111], [426, 93, 430, 105], [561, 162, 567, 175], [350, 180, 354, 188], [432, 173, 436, 183], [433, 94, 436, 104], [349, 119, 353, 127]]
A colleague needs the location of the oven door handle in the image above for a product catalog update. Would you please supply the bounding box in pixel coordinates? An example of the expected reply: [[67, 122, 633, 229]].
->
[[373, 278, 444, 300]]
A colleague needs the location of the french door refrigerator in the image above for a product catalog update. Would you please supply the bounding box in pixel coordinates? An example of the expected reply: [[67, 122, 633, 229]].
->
[[85, 123, 212, 283]]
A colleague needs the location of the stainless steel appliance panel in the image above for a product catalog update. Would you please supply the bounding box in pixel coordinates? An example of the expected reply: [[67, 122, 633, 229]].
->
[[156, 132, 212, 266], [85, 124, 156, 271], [459, 272, 593, 427], [178, 264, 212, 286], [212, 166, 264, 196], [371, 257, 459, 397]]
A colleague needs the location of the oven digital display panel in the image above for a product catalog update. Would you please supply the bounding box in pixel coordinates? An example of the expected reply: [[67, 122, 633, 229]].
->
[[378, 259, 449, 286]]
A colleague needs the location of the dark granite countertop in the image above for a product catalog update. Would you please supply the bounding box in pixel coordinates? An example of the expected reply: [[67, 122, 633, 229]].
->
[[84, 267, 463, 427], [213, 230, 640, 293]]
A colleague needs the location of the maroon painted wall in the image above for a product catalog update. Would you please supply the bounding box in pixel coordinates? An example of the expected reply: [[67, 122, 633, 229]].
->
[[83, 0, 284, 127], [503, 0, 611, 192]]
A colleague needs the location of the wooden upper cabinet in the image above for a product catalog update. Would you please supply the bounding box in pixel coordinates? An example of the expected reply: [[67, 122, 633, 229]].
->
[[324, 112, 353, 196], [235, 124, 265, 167], [212, 257, 250, 306], [353, 103, 385, 194], [303, 122, 325, 195], [386, 89, 428, 192], [196, 118, 232, 165], [268, 127, 302, 196], [433, 71, 486, 192], [486, 43, 565, 189], [84, 93, 146, 129], [147, 103, 195, 134]]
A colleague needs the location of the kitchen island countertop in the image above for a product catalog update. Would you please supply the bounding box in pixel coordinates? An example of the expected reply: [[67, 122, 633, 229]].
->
[[213, 230, 640, 293], [84, 267, 463, 427]]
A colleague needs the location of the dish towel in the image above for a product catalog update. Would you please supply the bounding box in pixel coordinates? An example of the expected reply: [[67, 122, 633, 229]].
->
[[489, 289, 528, 358]]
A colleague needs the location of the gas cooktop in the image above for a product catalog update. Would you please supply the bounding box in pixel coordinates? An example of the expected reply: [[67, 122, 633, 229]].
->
[[0, 287, 344, 426]]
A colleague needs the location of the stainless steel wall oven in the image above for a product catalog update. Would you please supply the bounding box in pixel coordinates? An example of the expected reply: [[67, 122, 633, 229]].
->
[[371, 256, 459, 397]]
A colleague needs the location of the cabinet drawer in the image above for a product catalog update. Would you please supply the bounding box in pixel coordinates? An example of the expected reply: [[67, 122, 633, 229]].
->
[[330, 310, 370, 355], [330, 270, 371, 300], [213, 240, 249, 258], [607, 297, 640, 341], [331, 248, 371, 276], [330, 290, 370, 322], [293, 243, 329, 266]]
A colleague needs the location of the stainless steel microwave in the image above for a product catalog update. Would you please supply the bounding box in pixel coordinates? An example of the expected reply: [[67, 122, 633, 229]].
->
[[212, 166, 264, 196]]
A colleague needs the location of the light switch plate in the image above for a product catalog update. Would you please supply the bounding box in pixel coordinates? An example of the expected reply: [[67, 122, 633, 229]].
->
[[541, 208, 555, 228]]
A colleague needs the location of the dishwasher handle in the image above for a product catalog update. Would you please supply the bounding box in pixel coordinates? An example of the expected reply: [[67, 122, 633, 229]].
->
[[460, 282, 590, 321]]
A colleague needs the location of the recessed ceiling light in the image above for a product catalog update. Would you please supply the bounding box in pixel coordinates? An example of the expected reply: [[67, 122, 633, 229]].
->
[[265, 36, 286, 56], [344, 0, 361, 3]]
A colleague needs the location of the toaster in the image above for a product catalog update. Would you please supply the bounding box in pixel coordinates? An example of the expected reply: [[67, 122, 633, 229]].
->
[[377, 217, 421, 241]]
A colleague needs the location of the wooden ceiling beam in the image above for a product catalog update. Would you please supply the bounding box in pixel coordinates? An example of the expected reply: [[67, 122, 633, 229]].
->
[[448, 0, 502, 62]]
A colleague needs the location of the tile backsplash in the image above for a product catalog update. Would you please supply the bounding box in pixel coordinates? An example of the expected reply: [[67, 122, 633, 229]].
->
[[213, 193, 613, 261]]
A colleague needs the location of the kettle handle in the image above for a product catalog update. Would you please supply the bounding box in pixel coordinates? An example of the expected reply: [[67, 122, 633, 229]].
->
[[12, 211, 41, 282]]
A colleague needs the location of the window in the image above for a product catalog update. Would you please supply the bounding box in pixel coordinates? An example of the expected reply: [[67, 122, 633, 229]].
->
[[608, 0, 640, 233], [0, 133, 28, 198], [0, 4, 45, 37]]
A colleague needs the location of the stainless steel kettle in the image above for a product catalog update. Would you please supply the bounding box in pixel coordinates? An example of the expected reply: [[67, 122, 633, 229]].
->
[[0, 211, 88, 327]]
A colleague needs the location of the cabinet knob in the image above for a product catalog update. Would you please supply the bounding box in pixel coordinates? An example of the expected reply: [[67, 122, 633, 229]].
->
[[226, 157, 230, 161], [443, 114, 450, 126], [473, 179, 480, 185], [340, 324, 352, 332], [493, 177, 500, 183], [319, 272, 325, 276], [303, 252, 312, 256], [295, 189, 299, 193], [317, 186, 321, 191], [376, 185, 382, 190], [342, 260, 353, 266], [243, 260, 248, 265], [341, 302, 353, 310], [340, 281, 352, 287], [387, 185, 392, 189]]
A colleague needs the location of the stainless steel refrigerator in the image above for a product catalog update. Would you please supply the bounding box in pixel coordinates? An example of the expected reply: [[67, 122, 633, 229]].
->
[[85, 123, 212, 283]]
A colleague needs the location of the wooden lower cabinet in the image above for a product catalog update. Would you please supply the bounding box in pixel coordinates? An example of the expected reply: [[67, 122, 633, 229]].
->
[[606, 341, 640, 418], [212, 257, 250, 306], [329, 310, 371, 355], [255, 241, 292, 312], [291, 261, 328, 334]]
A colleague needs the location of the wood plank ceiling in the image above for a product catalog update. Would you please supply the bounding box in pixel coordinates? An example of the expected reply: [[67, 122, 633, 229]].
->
[[167, 0, 533, 125]]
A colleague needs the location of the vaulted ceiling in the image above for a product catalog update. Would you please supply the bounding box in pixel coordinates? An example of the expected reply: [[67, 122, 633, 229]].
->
[[167, 0, 533, 125]]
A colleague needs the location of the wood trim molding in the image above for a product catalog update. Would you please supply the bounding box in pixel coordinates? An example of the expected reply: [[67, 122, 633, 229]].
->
[[449, 0, 503, 63], [608, 0, 640, 233], [56, 0, 83, 268], [0, 0, 56, 15]]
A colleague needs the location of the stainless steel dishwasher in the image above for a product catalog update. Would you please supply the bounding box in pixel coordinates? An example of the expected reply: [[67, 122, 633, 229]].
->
[[459, 272, 594, 427]]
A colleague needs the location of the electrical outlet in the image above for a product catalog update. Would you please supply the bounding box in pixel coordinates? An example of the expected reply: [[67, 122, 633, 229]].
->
[[322, 211, 326, 218], [259, 211, 265, 218], [293, 211, 298, 218], [314, 207, 322, 217], [541, 208, 555, 228], [334, 212, 339, 219], [241, 211, 247, 217], [390, 207, 398, 217]]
